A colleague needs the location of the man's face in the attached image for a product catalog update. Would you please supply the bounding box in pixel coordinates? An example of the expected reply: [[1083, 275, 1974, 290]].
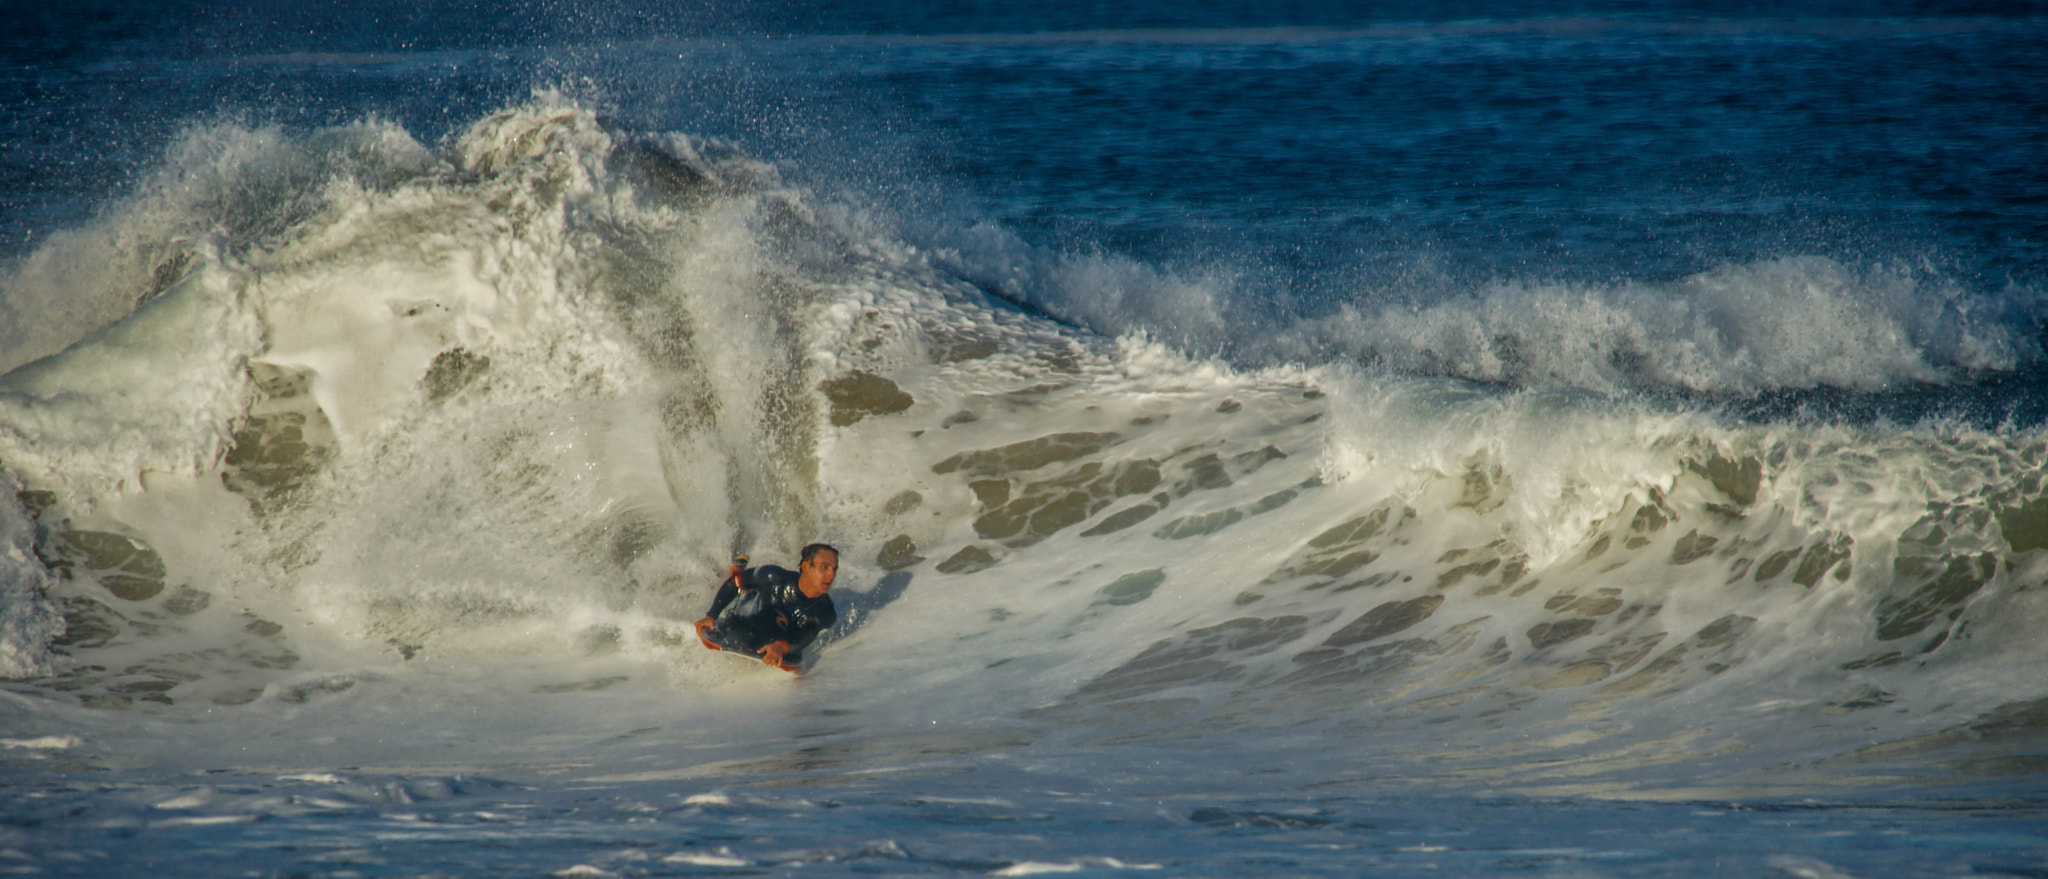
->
[[798, 550, 838, 598]]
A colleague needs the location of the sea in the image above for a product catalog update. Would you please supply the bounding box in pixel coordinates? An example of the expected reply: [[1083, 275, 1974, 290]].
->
[[4, 2, 2048, 876]]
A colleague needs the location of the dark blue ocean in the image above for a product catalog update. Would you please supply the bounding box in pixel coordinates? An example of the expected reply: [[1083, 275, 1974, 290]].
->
[[4, 3, 2048, 876]]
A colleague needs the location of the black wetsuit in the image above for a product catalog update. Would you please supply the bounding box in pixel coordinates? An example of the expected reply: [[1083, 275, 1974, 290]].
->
[[703, 565, 837, 664]]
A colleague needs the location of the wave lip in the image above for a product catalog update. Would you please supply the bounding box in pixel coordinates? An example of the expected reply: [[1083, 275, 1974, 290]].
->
[[932, 221, 2043, 402], [1276, 257, 2043, 398]]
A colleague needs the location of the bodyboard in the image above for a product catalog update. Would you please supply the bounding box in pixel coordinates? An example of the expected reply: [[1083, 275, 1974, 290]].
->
[[697, 612, 801, 672]]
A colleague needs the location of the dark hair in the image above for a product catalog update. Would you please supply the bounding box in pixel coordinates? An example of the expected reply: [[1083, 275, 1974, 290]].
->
[[800, 543, 839, 564]]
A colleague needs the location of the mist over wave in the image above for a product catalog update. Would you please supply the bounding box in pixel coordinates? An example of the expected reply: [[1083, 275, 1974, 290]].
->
[[0, 94, 2045, 809]]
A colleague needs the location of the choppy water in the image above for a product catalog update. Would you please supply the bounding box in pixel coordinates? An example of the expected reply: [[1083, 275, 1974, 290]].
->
[[4, 4, 2048, 876]]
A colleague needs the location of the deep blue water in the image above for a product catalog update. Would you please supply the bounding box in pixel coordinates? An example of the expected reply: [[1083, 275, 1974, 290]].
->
[[10, 5, 2046, 286]]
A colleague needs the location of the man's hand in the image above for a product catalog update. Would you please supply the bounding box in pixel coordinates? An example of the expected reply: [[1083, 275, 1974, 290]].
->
[[756, 640, 795, 671], [694, 616, 720, 651]]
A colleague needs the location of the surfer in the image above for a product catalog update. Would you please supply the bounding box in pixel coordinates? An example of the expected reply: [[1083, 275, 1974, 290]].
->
[[694, 543, 840, 672]]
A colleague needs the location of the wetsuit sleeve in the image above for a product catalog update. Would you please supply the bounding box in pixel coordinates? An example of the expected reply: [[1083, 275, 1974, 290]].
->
[[704, 571, 743, 618]]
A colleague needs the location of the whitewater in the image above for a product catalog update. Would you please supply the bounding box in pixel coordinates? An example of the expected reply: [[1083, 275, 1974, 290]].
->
[[5, 10, 2048, 877]]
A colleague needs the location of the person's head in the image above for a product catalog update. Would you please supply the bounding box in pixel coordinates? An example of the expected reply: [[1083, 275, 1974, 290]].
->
[[797, 543, 839, 598]]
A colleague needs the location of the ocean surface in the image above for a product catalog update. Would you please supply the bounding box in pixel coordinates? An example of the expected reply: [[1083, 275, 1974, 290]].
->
[[5, 2, 2048, 876]]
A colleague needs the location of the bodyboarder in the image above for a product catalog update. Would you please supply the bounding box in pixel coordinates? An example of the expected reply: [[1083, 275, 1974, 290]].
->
[[694, 543, 839, 672]]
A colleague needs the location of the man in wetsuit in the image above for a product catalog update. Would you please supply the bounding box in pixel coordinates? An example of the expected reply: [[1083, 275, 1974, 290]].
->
[[694, 543, 839, 672]]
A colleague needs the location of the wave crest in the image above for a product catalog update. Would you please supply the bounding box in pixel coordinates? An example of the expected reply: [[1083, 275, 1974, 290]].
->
[[1287, 257, 2043, 396]]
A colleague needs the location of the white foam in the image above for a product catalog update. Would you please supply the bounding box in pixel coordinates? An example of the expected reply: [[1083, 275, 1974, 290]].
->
[[0, 474, 57, 679], [661, 851, 749, 867], [0, 121, 437, 376], [0, 261, 262, 506], [0, 735, 77, 750], [154, 815, 255, 827], [1280, 257, 2037, 395], [1315, 367, 1714, 567], [1767, 855, 1859, 879], [994, 858, 1161, 876], [926, 213, 2041, 397], [993, 863, 1084, 876]]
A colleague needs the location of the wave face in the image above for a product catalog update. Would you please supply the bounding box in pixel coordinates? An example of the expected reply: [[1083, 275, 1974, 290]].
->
[[3, 95, 2048, 809]]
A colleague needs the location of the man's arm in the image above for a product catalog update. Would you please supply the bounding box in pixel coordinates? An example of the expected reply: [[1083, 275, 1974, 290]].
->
[[703, 571, 742, 618], [694, 567, 747, 649]]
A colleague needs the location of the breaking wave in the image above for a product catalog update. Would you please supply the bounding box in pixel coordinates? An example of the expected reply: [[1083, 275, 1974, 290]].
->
[[3, 93, 2047, 795]]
